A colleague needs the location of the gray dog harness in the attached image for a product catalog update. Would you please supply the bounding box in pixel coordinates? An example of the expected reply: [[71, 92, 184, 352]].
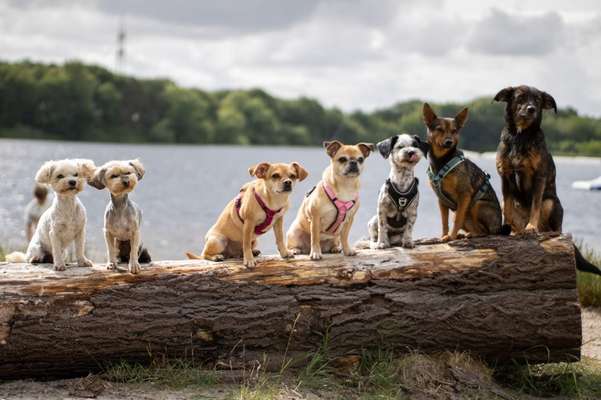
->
[[427, 152, 491, 211], [385, 178, 419, 229]]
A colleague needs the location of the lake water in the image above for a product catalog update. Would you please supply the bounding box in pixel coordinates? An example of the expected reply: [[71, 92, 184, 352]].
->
[[1, 138, 600, 260]]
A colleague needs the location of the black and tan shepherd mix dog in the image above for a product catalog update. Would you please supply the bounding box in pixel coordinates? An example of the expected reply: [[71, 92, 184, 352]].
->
[[422, 103, 508, 241], [494, 84, 601, 275]]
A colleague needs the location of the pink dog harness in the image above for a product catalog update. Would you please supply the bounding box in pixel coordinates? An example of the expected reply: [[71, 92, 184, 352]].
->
[[322, 183, 358, 234], [235, 189, 282, 235]]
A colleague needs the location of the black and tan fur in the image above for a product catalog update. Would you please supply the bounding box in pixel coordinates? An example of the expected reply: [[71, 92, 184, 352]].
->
[[494, 85, 601, 275], [423, 103, 505, 241], [493, 85, 563, 233]]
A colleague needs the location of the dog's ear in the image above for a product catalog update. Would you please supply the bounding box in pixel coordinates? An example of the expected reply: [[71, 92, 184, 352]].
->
[[249, 162, 271, 179], [291, 162, 309, 182], [35, 161, 56, 184], [542, 91, 557, 114], [88, 167, 107, 190], [76, 159, 96, 180], [376, 136, 399, 159], [493, 86, 514, 103], [422, 103, 437, 128], [413, 135, 430, 156], [129, 159, 145, 180], [454, 107, 469, 129], [323, 140, 343, 158], [357, 143, 375, 158]]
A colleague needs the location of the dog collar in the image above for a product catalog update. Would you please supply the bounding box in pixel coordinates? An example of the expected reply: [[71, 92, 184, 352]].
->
[[234, 189, 283, 235], [322, 183, 358, 234]]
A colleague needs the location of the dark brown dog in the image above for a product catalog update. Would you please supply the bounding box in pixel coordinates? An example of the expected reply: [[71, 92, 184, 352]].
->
[[493, 85, 563, 233], [422, 103, 506, 241], [494, 85, 601, 275]]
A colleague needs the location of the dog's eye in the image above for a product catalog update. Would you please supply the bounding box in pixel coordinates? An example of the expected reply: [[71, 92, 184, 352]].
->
[[357, 157, 364, 163], [56, 174, 64, 179], [289, 174, 297, 180], [111, 174, 119, 179], [73, 173, 78, 177], [338, 157, 348, 163], [272, 173, 281, 179]]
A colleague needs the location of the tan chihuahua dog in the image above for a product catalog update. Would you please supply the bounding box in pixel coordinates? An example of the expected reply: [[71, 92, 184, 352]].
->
[[287, 141, 374, 260], [186, 162, 308, 267]]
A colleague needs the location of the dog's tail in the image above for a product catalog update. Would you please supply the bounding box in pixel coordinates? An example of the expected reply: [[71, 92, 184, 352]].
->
[[5, 251, 27, 263], [574, 245, 601, 276], [498, 224, 512, 236], [185, 252, 204, 260]]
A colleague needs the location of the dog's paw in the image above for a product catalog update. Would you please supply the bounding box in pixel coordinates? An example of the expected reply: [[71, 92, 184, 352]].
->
[[328, 246, 342, 254], [129, 262, 141, 274], [288, 248, 302, 256], [280, 251, 294, 260], [252, 249, 261, 257], [243, 258, 257, 268], [106, 262, 118, 270], [54, 264, 66, 271], [309, 250, 322, 260], [78, 258, 94, 268], [401, 240, 415, 249], [343, 248, 357, 257], [524, 223, 538, 233], [211, 254, 225, 262], [441, 234, 452, 242], [374, 241, 390, 250]]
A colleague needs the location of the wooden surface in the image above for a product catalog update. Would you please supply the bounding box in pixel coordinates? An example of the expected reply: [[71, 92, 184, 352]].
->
[[0, 233, 581, 379]]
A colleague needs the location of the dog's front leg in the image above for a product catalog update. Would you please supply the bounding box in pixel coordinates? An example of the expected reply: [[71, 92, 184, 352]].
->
[[104, 229, 118, 270], [74, 227, 93, 268], [525, 174, 546, 233], [242, 220, 256, 267], [273, 217, 292, 260], [501, 175, 517, 231], [49, 229, 66, 271], [340, 214, 356, 256], [401, 215, 416, 249], [445, 195, 470, 241], [375, 205, 390, 249], [309, 207, 322, 260], [438, 199, 450, 239], [128, 230, 141, 274]]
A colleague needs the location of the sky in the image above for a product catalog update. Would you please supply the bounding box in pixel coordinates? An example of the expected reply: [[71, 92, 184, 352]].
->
[[1, 0, 601, 116]]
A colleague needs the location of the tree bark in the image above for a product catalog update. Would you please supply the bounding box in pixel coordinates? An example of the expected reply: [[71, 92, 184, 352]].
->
[[0, 233, 581, 379]]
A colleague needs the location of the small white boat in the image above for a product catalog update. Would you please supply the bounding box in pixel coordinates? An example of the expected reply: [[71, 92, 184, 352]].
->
[[572, 176, 601, 190]]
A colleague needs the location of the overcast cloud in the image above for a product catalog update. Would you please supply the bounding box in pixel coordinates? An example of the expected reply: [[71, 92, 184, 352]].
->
[[1, 0, 600, 115]]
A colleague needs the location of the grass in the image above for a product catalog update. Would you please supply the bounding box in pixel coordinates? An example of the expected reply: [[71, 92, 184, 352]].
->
[[577, 244, 601, 308], [100, 351, 601, 399]]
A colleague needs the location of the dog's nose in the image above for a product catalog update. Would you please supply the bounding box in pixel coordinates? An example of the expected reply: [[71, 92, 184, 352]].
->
[[527, 105, 536, 114], [68, 180, 76, 187], [283, 180, 292, 191], [122, 180, 129, 188], [443, 139, 454, 147], [407, 150, 415, 157]]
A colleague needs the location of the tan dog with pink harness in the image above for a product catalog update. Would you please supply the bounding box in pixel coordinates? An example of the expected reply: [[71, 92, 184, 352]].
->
[[287, 140, 374, 260]]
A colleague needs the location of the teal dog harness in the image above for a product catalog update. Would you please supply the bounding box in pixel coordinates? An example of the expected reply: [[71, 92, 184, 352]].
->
[[427, 152, 492, 211]]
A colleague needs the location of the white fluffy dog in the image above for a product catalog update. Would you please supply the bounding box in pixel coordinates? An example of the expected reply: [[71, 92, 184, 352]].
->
[[7, 159, 96, 270]]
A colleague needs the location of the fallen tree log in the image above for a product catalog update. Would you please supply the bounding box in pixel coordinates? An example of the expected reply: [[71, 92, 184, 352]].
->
[[0, 233, 581, 379]]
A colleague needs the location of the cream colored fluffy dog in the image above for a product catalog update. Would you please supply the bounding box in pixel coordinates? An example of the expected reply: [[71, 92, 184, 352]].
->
[[186, 162, 308, 268], [6, 159, 96, 270], [89, 159, 151, 274], [287, 141, 374, 260]]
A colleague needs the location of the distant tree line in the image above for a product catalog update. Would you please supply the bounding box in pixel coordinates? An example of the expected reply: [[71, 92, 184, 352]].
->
[[1, 60, 600, 156]]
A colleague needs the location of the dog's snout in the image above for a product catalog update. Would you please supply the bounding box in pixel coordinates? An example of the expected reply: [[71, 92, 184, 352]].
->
[[122, 180, 130, 188], [406, 150, 415, 157], [68, 180, 76, 187], [283, 180, 292, 191], [443, 138, 454, 148], [527, 105, 536, 114]]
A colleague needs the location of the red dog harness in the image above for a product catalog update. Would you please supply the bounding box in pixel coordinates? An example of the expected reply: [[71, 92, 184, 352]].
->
[[322, 183, 357, 234], [235, 189, 282, 235]]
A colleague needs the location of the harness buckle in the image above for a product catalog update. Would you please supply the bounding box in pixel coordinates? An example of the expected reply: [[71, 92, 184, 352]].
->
[[398, 197, 408, 208]]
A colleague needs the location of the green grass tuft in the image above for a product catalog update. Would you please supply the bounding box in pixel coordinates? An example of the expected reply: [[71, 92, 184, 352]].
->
[[577, 244, 601, 308], [103, 359, 217, 389]]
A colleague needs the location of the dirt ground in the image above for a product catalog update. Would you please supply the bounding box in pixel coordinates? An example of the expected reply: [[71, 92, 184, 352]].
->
[[1, 310, 600, 400]]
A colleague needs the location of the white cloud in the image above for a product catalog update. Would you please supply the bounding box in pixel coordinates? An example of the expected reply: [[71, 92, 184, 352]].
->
[[1, 0, 601, 116]]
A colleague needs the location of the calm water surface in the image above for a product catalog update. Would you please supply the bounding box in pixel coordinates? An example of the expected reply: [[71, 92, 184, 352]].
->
[[1, 139, 600, 260]]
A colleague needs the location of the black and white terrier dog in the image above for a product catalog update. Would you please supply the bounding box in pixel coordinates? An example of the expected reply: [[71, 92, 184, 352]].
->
[[368, 134, 425, 249]]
